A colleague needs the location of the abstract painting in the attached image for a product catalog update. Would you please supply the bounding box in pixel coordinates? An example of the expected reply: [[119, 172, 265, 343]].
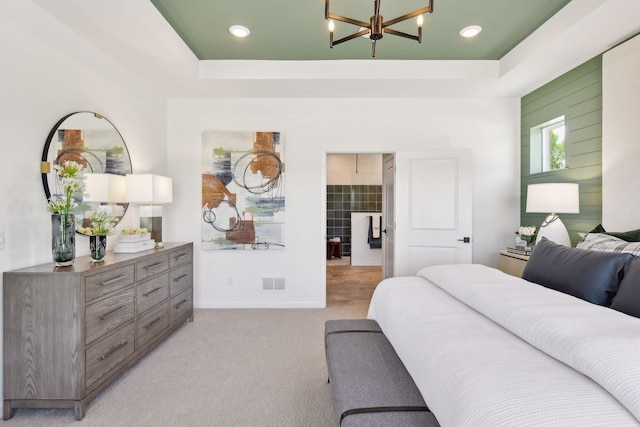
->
[[201, 131, 285, 250]]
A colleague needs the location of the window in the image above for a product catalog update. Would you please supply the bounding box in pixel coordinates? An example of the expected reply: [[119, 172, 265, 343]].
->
[[530, 116, 566, 174]]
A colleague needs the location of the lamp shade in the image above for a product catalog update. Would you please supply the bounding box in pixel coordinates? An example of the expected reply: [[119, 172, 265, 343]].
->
[[84, 173, 127, 203], [125, 174, 173, 204], [526, 183, 579, 214]]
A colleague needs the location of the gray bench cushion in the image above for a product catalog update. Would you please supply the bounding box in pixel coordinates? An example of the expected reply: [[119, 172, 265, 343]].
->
[[325, 319, 439, 427]]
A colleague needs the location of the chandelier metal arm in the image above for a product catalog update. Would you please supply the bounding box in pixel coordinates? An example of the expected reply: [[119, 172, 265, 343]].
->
[[383, 3, 433, 27], [326, 12, 369, 29], [332, 29, 370, 46], [383, 28, 419, 42]]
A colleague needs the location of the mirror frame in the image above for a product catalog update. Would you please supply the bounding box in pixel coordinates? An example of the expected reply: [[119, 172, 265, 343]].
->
[[41, 111, 132, 230]]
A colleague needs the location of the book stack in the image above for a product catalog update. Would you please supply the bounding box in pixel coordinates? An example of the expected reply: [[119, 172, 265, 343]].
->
[[507, 246, 534, 256], [114, 231, 155, 253]]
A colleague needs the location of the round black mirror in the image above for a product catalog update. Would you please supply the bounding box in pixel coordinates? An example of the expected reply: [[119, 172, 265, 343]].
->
[[41, 112, 132, 230]]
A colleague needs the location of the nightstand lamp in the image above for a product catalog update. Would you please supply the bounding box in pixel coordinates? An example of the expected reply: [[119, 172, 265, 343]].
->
[[126, 174, 173, 247], [526, 183, 579, 247]]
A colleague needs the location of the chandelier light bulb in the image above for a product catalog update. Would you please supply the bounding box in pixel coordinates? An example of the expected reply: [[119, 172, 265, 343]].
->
[[417, 15, 424, 27], [328, 20, 335, 32]]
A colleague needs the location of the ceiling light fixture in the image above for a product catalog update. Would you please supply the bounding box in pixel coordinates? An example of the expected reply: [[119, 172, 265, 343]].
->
[[459, 25, 482, 38], [229, 25, 251, 38], [325, 0, 434, 57]]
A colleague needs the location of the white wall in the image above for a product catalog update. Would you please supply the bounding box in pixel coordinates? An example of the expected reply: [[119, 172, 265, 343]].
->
[[327, 153, 382, 185], [0, 1, 168, 406], [165, 97, 521, 308], [602, 33, 640, 230], [0, 2, 169, 272]]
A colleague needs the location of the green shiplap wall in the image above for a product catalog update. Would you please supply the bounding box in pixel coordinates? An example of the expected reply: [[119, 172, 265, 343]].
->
[[521, 56, 602, 246]]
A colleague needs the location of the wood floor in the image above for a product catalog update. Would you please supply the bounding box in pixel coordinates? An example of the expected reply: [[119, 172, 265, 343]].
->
[[326, 260, 382, 308]]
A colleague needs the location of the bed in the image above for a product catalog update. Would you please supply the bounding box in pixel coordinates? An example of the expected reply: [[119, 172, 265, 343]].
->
[[365, 237, 640, 426]]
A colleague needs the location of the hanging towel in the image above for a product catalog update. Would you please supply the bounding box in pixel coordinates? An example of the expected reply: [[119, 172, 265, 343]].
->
[[372, 214, 381, 238], [368, 215, 382, 249]]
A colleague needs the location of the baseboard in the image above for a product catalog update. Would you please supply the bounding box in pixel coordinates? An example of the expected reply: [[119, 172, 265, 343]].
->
[[194, 301, 326, 309]]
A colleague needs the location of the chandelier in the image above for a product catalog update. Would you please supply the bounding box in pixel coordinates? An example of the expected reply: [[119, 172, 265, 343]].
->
[[325, 0, 434, 57]]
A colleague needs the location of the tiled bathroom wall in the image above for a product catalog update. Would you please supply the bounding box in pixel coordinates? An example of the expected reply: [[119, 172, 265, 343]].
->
[[326, 185, 382, 256]]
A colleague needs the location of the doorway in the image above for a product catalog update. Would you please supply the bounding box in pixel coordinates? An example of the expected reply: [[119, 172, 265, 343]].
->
[[325, 153, 384, 307]]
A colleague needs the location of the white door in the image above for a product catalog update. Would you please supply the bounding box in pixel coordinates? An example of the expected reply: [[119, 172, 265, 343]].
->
[[394, 149, 472, 276], [382, 154, 395, 279]]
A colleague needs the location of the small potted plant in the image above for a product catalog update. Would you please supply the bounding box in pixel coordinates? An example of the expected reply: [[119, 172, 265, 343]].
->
[[79, 210, 116, 262], [516, 225, 537, 249]]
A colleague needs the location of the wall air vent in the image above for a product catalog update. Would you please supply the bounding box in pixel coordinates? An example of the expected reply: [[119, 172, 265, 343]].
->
[[262, 277, 286, 292]]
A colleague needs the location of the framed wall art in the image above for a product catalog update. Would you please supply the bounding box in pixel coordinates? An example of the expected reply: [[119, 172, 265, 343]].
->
[[201, 131, 285, 250]]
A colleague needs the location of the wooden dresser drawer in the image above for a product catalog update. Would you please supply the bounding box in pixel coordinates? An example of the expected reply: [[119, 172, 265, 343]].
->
[[169, 264, 193, 296], [137, 301, 169, 349], [85, 264, 135, 302], [136, 253, 169, 281], [136, 274, 169, 315], [170, 288, 193, 326], [169, 247, 193, 268], [85, 322, 135, 390], [85, 288, 135, 346]]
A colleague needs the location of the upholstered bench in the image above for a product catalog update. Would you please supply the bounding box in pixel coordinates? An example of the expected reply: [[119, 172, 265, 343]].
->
[[325, 319, 440, 427]]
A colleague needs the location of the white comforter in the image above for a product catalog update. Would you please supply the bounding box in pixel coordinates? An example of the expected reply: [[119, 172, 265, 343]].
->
[[367, 264, 640, 427]]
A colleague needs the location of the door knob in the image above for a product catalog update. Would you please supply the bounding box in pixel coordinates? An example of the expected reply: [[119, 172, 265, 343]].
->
[[457, 237, 471, 243]]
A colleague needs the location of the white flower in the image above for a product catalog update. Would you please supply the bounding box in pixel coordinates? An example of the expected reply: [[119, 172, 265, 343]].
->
[[46, 160, 87, 215], [86, 210, 116, 235], [518, 226, 536, 236]]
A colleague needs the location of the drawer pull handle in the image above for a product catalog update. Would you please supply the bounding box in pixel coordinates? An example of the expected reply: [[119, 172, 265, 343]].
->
[[145, 315, 164, 330], [144, 262, 163, 271], [100, 274, 129, 287], [100, 340, 128, 361], [142, 287, 162, 297], [100, 305, 126, 320], [173, 274, 188, 282], [174, 253, 188, 261], [174, 299, 188, 310]]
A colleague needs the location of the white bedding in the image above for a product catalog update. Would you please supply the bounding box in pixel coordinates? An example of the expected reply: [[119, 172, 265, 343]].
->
[[367, 264, 640, 427]]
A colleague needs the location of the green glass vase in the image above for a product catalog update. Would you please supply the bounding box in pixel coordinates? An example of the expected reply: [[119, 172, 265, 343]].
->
[[89, 235, 107, 263], [52, 214, 76, 266]]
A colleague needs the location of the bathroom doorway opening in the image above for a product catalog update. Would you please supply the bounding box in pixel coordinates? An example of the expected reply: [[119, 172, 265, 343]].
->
[[325, 153, 385, 308]]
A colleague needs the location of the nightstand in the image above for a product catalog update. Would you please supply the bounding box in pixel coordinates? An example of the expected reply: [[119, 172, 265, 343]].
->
[[499, 249, 530, 277]]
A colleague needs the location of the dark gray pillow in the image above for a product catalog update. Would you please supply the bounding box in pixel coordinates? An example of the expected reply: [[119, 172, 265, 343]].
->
[[610, 256, 640, 318], [588, 223, 640, 242], [522, 237, 632, 306]]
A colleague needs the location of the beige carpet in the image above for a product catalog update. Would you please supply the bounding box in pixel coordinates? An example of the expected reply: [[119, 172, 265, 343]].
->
[[4, 305, 369, 427]]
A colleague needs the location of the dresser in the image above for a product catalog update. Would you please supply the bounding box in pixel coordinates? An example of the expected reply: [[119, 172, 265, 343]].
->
[[3, 242, 193, 420]]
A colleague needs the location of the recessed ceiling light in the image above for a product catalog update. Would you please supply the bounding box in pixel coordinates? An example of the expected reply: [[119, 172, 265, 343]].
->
[[459, 25, 482, 38], [229, 25, 250, 38]]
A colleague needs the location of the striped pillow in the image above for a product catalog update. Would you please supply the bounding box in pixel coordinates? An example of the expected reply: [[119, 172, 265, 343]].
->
[[576, 233, 640, 257]]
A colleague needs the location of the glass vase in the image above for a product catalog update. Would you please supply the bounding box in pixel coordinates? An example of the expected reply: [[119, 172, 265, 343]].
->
[[52, 214, 75, 267], [89, 235, 107, 263]]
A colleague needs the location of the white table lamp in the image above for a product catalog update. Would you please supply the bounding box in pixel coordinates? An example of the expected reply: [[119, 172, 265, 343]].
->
[[526, 183, 579, 247], [84, 173, 127, 216], [126, 174, 173, 246]]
